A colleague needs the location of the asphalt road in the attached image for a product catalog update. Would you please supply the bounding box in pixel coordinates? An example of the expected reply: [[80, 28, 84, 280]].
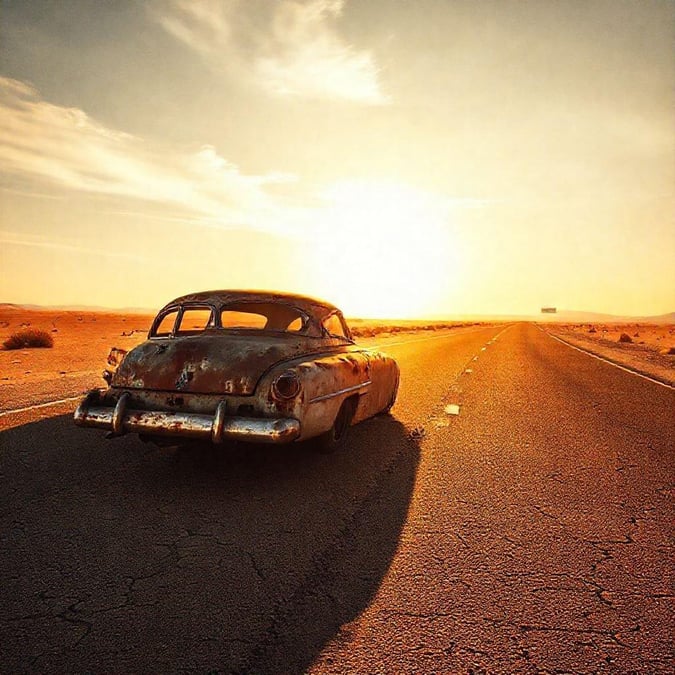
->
[[1, 323, 672, 673]]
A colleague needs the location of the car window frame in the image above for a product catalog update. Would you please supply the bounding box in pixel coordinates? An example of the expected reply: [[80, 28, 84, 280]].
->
[[150, 301, 318, 338], [219, 302, 311, 336], [321, 310, 354, 342], [174, 303, 218, 336], [149, 306, 180, 338], [149, 303, 217, 338]]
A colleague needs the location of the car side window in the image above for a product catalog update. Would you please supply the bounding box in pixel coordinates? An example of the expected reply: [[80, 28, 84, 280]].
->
[[154, 309, 178, 337], [287, 316, 304, 332], [323, 313, 348, 339]]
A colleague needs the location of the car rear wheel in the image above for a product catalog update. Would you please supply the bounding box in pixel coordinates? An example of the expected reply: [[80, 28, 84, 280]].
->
[[315, 397, 356, 453], [381, 374, 399, 414]]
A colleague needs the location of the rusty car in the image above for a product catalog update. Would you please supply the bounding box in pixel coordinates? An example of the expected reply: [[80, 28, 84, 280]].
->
[[74, 290, 399, 450]]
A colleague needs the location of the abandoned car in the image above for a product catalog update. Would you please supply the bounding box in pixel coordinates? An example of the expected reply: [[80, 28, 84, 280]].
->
[[74, 290, 400, 449]]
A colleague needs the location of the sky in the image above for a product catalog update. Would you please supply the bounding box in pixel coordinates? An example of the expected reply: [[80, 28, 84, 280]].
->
[[0, 0, 673, 318]]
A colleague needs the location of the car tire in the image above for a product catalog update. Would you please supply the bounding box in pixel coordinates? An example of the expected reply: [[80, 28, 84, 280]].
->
[[315, 397, 356, 453], [381, 374, 399, 414]]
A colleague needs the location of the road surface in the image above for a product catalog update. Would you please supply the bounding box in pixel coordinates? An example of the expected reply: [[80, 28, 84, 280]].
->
[[1, 323, 672, 673]]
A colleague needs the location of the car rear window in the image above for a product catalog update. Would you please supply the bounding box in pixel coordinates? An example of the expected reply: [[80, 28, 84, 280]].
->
[[220, 303, 305, 333]]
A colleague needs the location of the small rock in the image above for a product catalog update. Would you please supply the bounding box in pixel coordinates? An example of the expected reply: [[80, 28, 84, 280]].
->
[[618, 333, 633, 343], [410, 426, 426, 441], [588, 326, 597, 333], [667, 346, 675, 355]]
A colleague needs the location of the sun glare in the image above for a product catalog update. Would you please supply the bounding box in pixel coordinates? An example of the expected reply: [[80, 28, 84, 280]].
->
[[308, 180, 461, 319]]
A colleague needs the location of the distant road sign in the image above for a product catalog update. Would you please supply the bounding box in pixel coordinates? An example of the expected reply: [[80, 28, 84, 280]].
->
[[541, 307, 557, 314]]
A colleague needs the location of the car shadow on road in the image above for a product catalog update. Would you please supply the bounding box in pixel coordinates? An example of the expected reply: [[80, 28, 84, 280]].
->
[[0, 413, 419, 673]]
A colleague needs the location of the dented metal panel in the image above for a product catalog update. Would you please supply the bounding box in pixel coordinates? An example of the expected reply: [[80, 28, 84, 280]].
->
[[74, 290, 399, 446], [112, 334, 353, 396]]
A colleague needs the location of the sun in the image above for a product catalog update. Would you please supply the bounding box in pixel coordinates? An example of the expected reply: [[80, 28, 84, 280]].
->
[[307, 179, 462, 319]]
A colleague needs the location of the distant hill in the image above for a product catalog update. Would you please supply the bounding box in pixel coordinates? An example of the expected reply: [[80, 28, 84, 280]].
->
[[643, 312, 675, 323], [420, 309, 675, 324], [538, 310, 675, 324], [0, 302, 155, 314], [1, 303, 673, 323]]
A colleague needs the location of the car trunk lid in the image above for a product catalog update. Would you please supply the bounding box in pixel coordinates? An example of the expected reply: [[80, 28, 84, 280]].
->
[[111, 333, 332, 395]]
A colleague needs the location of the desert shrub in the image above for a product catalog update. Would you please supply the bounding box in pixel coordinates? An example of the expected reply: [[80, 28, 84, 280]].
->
[[349, 320, 479, 339], [3, 329, 54, 350], [618, 332, 633, 343]]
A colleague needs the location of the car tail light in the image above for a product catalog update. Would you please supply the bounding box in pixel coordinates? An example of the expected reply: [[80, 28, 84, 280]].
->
[[272, 371, 301, 400]]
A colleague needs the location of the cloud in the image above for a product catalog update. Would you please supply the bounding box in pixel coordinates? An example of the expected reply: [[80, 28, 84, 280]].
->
[[0, 77, 300, 232], [0, 76, 482, 259], [0, 230, 147, 262], [152, 0, 389, 104], [155, 0, 234, 61]]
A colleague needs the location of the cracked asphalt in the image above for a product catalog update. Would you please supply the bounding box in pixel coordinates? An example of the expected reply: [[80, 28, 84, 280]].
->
[[1, 323, 673, 673]]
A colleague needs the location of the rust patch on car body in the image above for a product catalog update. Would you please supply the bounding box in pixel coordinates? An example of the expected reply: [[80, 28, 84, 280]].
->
[[107, 347, 128, 367], [112, 334, 352, 396], [76, 290, 399, 445]]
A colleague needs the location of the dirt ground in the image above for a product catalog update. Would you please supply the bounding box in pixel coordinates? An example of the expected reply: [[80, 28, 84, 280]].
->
[[0, 308, 154, 414], [543, 322, 675, 386]]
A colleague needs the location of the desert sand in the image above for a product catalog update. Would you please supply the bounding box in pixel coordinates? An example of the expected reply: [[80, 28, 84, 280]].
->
[[0, 308, 154, 416], [543, 322, 675, 386]]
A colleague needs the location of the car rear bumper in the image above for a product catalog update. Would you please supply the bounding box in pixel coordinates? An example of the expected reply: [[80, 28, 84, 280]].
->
[[73, 390, 300, 444]]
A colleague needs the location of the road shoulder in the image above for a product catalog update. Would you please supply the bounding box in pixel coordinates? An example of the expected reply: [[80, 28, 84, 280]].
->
[[539, 324, 674, 387]]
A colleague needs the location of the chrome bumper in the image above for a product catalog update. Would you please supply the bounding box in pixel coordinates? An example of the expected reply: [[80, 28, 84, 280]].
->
[[73, 391, 300, 444]]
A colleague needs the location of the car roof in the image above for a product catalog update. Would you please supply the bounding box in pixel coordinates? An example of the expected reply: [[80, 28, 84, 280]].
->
[[162, 290, 340, 318]]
